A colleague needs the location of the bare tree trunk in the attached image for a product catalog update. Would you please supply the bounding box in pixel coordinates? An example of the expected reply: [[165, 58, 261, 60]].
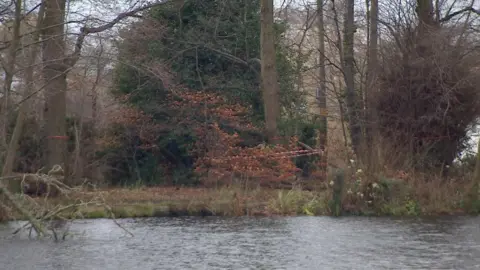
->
[[474, 139, 480, 183], [0, 184, 46, 236], [365, 0, 378, 164], [0, 0, 22, 153], [417, 0, 437, 28], [42, 0, 68, 175], [466, 138, 480, 211], [317, 0, 328, 178], [72, 50, 104, 183], [343, 0, 362, 157], [72, 119, 83, 184], [2, 2, 45, 176], [416, 0, 440, 57], [90, 42, 105, 139], [260, 0, 281, 143], [87, 47, 106, 183], [40, 1, 167, 183]]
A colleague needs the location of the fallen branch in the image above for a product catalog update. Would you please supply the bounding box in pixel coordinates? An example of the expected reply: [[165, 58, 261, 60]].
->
[[0, 165, 132, 240], [102, 201, 134, 237], [0, 184, 46, 236]]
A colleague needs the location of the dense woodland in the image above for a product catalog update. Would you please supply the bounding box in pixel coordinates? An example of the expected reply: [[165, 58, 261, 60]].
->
[[1, 0, 480, 228]]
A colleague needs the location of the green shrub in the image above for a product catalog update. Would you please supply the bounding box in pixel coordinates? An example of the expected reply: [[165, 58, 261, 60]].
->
[[105, 0, 308, 186]]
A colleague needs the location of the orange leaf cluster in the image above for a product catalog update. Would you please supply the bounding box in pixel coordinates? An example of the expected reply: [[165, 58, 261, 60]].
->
[[96, 136, 122, 149], [168, 88, 304, 183], [104, 87, 304, 185], [193, 123, 301, 183], [168, 90, 255, 126], [108, 106, 152, 126], [100, 106, 162, 150]]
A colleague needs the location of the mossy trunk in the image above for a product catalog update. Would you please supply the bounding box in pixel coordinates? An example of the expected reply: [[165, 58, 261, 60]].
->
[[260, 0, 280, 143], [364, 0, 378, 166], [43, 0, 68, 176], [330, 169, 344, 216], [317, 0, 328, 179], [2, 2, 45, 176], [0, 182, 46, 235], [343, 0, 362, 158], [466, 139, 480, 213], [0, 0, 22, 151]]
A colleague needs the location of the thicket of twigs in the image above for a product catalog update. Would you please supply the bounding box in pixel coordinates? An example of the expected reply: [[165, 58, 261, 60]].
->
[[375, 27, 480, 171], [0, 165, 130, 240]]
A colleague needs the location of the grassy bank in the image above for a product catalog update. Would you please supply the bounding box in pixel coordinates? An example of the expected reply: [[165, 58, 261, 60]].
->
[[1, 176, 479, 222], [0, 186, 328, 222]]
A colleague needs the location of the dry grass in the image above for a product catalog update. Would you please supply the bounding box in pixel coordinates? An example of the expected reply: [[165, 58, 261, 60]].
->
[[339, 167, 473, 216], [407, 175, 468, 215], [0, 186, 323, 221], [323, 129, 477, 216], [0, 201, 10, 222], [1, 175, 476, 223]]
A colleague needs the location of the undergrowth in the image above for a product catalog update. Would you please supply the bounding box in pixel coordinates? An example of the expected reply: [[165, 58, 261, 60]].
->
[[336, 167, 476, 216], [1, 173, 480, 223]]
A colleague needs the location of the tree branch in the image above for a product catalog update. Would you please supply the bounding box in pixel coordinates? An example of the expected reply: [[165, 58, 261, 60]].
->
[[377, 18, 405, 52], [65, 0, 169, 68], [440, 6, 480, 22], [208, 47, 261, 75]]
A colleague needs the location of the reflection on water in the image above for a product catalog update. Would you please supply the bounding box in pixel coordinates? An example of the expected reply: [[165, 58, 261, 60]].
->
[[0, 216, 479, 270]]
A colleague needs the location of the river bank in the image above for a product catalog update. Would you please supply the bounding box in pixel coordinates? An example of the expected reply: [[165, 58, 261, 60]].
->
[[0, 187, 328, 221], [0, 182, 475, 222]]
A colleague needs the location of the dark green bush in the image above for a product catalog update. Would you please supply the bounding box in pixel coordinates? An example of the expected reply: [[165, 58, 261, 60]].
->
[[105, 0, 309, 186]]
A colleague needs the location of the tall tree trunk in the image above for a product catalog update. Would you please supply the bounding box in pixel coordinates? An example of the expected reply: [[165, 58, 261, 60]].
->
[[365, 0, 378, 164], [42, 0, 68, 173], [466, 138, 480, 212], [0, 0, 22, 154], [417, 0, 437, 28], [474, 139, 480, 181], [39, 1, 166, 182], [416, 0, 439, 56], [317, 0, 328, 178], [260, 0, 281, 143], [343, 0, 362, 157], [2, 1, 45, 176]]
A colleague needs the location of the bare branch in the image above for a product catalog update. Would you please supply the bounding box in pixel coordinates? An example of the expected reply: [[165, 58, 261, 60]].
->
[[377, 18, 405, 52], [65, 0, 170, 67], [440, 6, 480, 22]]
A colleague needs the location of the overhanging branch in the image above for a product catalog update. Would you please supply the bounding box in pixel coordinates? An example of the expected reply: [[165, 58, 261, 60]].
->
[[203, 46, 261, 76], [440, 6, 480, 22], [65, 0, 169, 68]]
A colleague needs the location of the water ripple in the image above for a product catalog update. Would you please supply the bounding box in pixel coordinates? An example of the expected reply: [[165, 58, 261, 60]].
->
[[0, 216, 479, 269]]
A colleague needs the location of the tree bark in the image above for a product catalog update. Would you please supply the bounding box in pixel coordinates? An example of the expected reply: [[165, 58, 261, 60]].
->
[[317, 0, 328, 178], [0, 183, 46, 236], [343, 0, 362, 157], [417, 0, 437, 28], [474, 139, 480, 184], [364, 0, 378, 163], [42, 0, 68, 174], [416, 0, 440, 57], [467, 138, 480, 211], [260, 0, 281, 143], [40, 1, 168, 182], [3, 2, 45, 176], [0, 0, 22, 153]]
